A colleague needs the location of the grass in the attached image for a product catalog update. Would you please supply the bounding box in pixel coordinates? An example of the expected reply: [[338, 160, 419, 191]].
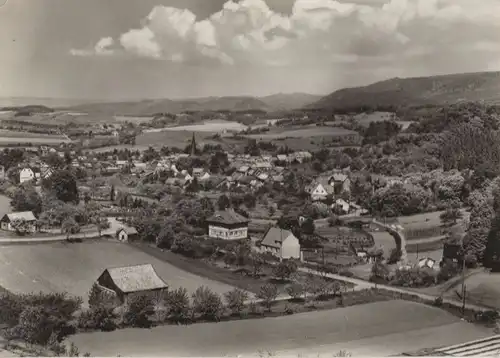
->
[[444, 272, 500, 310], [132, 242, 352, 296], [69, 299, 488, 357], [246, 126, 357, 140], [136, 130, 220, 148], [0, 129, 72, 145], [0, 130, 68, 139], [0, 240, 236, 300], [158, 120, 248, 132]]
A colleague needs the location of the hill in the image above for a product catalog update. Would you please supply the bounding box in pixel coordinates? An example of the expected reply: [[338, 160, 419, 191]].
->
[[259, 92, 322, 111], [60, 93, 322, 115], [308, 71, 500, 111], [62, 96, 271, 115]]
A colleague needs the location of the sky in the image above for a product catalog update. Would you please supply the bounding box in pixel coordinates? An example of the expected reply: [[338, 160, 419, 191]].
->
[[0, 0, 499, 100]]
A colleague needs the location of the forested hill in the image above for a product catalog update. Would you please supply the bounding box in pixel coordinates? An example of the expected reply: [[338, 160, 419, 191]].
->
[[308, 71, 500, 111]]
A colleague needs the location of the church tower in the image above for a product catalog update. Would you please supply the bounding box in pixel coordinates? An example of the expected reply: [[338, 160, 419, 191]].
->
[[190, 132, 197, 156]]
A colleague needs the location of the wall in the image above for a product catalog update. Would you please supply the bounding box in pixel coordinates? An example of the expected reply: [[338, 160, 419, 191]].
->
[[209, 224, 247, 240], [281, 235, 301, 259]]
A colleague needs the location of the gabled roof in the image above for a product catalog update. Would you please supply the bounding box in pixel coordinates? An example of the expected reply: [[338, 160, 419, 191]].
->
[[207, 209, 249, 225], [260, 227, 296, 249], [102, 264, 168, 294], [117, 226, 138, 235], [2, 211, 37, 222]]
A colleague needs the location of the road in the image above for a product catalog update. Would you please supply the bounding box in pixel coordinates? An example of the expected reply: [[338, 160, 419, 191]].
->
[[0, 218, 123, 244]]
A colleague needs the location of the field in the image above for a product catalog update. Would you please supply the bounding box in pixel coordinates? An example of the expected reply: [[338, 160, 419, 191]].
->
[[136, 130, 223, 149], [0, 130, 71, 145], [0, 241, 237, 300], [246, 126, 357, 140], [445, 271, 500, 310], [156, 120, 248, 132], [398, 210, 468, 241], [69, 300, 490, 357]]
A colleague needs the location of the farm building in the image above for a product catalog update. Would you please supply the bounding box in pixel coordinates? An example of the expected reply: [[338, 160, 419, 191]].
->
[[206, 209, 249, 240], [96, 264, 168, 304], [0, 211, 37, 232], [258, 227, 302, 260], [116, 227, 138, 242], [328, 172, 351, 195]]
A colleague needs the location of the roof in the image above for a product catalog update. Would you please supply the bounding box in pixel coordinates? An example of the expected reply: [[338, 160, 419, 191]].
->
[[331, 173, 348, 182], [103, 264, 168, 294], [260, 227, 295, 249], [117, 226, 138, 235], [2, 211, 37, 222], [206, 209, 249, 225]]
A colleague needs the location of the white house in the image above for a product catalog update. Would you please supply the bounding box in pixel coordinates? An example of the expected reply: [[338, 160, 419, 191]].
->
[[306, 178, 334, 201], [19, 168, 35, 183], [206, 209, 249, 240], [258, 227, 302, 260], [116, 227, 138, 242]]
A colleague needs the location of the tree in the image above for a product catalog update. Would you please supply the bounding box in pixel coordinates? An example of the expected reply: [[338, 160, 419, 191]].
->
[[10, 186, 42, 215], [62, 217, 80, 240], [217, 195, 231, 210], [124, 294, 154, 328], [370, 261, 390, 284], [301, 217, 315, 235], [256, 283, 279, 312], [88, 283, 103, 309], [43, 170, 79, 204], [249, 252, 266, 277], [191, 286, 224, 321], [165, 288, 191, 324], [272, 259, 298, 282], [440, 208, 463, 227], [223, 289, 249, 316], [10, 306, 54, 345], [91, 216, 110, 237], [285, 282, 305, 301], [156, 226, 176, 249]]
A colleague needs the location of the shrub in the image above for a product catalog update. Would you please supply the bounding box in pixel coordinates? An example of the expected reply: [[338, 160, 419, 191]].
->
[[391, 267, 436, 288], [437, 259, 460, 283], [78, 306, 117, 332], [224, 289, 249, 316], [475, 310, 500, 325], [433, 296, 443, 307], [192, 286, 224, 322], [123, 294, 154, 328], [166, 288, 191, 324]]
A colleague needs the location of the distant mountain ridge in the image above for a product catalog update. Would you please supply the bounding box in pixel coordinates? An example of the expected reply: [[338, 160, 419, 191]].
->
[[308, 71, 500, 110], [54, 93, 323, 116]]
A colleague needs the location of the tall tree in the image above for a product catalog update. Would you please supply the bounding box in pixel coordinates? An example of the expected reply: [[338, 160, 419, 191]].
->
[[42, 170, 79, 204]]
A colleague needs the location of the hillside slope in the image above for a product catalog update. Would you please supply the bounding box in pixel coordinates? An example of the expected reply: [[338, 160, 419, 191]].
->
[[63, 96, 274, 115], [308, 71, 500, 110], [260, 93, 322, 111]]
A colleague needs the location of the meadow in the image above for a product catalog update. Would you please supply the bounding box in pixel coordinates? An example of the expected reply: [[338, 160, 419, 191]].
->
[[246, 126, 357, 140], [69, 300, 489, 357], [153, 119, 248, 133], [0, 240, 237, 301]]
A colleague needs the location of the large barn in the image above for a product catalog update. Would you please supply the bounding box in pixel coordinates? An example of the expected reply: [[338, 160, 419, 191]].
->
[[96, 264, 168, 304], [206, 209, 249, 240]]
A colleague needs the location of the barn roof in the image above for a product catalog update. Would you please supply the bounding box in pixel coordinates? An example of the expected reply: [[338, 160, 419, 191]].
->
[[117, 226, 138, 235], [2, 211, 37, 222], [103, 264, 167, 294]]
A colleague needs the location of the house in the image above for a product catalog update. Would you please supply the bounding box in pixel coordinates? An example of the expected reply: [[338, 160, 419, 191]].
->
[[332, 198, 350, 214], [306, 178, 334, 201], [417, 257, 436, 269], [258, 227, 301, 260], [19, 168, 35, 183], [116, 227, 138, 242], [199, 172, 211, 181], [95, 264, 168, 304], [192, 168, 204, 178], [328, 172, 351, 195], [206, 209, 249, 240], [0, 211, 37, 232]]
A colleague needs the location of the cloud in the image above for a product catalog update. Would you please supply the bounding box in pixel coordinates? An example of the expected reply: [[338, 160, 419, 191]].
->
[[72, 0, 500, 70]]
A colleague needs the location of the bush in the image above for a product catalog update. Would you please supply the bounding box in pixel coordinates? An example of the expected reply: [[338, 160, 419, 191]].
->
[[78, 306, 117, 332], [433, 296, 443, 307], [123, 294, 154, 328], [437, 259, 460, 283], [192, 286, 224, 322], [224, 289, 249, 316], [272, 259, 298, 282], [475, 310, 499, 325], [391, 267, 436, 288], [166, 288, 191, 324]]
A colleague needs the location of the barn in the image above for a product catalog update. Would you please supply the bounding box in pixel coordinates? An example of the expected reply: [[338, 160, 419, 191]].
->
[[116, 227, 138, 242], [96, 264, 168, 304]]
